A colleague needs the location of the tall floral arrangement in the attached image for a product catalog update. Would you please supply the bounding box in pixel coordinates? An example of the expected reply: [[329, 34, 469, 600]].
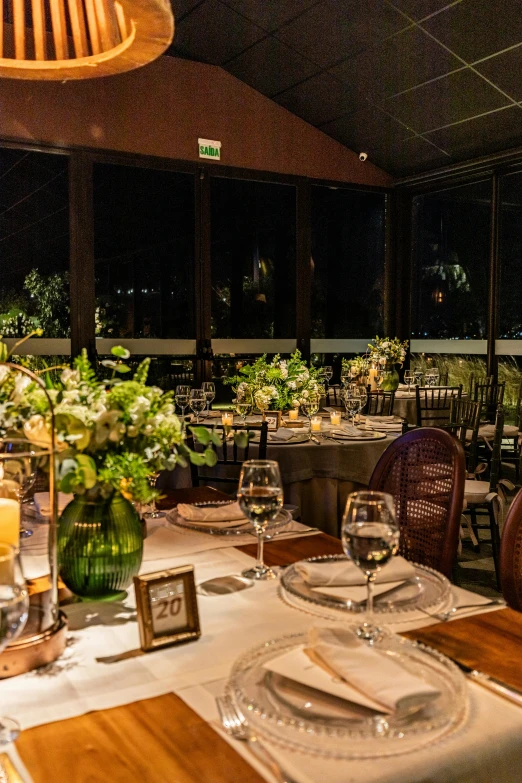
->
[[225, 350, 324, 411], [341, 355, 368, 377], [0, 343, 215, 503], [367, 336, 408, 366]]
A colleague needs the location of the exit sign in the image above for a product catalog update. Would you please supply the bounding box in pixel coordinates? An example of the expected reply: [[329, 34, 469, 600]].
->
[[198, 138, 221, 160]]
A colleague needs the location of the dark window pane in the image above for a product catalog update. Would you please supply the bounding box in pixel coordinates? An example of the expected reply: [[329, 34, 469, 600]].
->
[[412, 181, 491, 340], [0, 148, 70, 338], [94, 164, 195, 339], [97, 355, 194, 391], [311, 188, 386, 338], [211, 178, 296, 338], [500, 171, 522, 339]]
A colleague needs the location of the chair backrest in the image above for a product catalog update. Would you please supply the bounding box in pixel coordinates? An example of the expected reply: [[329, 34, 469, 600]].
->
[[499, 487, 522, 611], [368, 428, 466, 578], [468, 373, 493, 398], [364, 387, 395, 416], [446, 397, 481, 472], [415, 385, 463, 428], [515, 381, 522, 431], [488, 405, 504, 492], [438, 369, 449, 386], [188, 423, 268, 486], [327, 385, 341, 406], [474, 382, 505, 423]]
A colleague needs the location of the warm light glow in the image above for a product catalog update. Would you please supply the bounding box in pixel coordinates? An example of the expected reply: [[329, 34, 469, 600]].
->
[[0, 498, 20, 546]]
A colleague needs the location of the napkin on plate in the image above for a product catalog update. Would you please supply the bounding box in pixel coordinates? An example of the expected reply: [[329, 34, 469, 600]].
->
[[330, 427, 375, 439], [295, 556, 415, 587], [269, 428, 295, 442], [176, 501, 246, 526], [307, 625, 440, 713], [365, 415, 396, 422], [34, 492, 74, 516]]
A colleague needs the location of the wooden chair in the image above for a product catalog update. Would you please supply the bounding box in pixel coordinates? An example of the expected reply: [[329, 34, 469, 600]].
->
[[445, 397, 482, 473], [415, 385, 463, 428], [498, 381, 522, 483], [474, 382, 505, 424], [363, 387, 395, 416], [187, 423, 268, 488], [499, 487, 522, 611], [368, 428, 465, 578], [468, 373, 493, 398], [326, 385, 341, 406], [438, 369, 449, 385]]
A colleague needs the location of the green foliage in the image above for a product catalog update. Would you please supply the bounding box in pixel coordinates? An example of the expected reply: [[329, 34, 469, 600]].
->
[[24, 270, 70, 338]]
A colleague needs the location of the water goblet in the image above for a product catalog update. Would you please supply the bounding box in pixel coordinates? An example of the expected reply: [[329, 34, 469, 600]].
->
[[235, 392, 251, 426], [413, 369, 423, 386], [175, 384, 191, 427], [404, 370, 414, 395], [144, 472, 165, 519], [202, 382, 216, 418], [301, 394, 320, 439], [343, 385, 362, 426], [357, 387, 368, 421], [189, 389, 206, 424], [342, 491, 399, 644], [237, 460, 283, 580]]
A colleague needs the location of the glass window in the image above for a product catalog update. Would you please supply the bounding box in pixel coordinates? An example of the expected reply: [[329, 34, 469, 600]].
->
[[210, 178, 296, 339], [411, 180, 491, 340], [0, 148, 70, 339], [311, 187, 386, 338], [94, 163, 195, 339], [499, 171, 522, 340]]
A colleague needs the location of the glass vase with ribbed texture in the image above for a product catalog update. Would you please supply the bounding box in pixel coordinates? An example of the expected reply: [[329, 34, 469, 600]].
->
[[381, 364, 400, 392], [57, 492, 143, 600]]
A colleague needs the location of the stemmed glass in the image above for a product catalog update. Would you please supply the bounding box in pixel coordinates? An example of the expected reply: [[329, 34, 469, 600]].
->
[[340, 370, 351, 387], [357, 386, 368, 421], [144, 472, 165, 520], [342, 491, 399, 643], [0, 543, 29, 742], [202, 382, 215, 418], [237, 460, 283, 581], [375, 368, 384, 390], [413, 369, 423, 386], [301, 393, 320, 438], [404, 370, 414, 395], [0, 441, 38, 539], [175, 385, 191, 427], [343, 385, 363, 425], [235, 391, 252, 426], [323, 365, 333, 391], [190, 389, 206, 424]]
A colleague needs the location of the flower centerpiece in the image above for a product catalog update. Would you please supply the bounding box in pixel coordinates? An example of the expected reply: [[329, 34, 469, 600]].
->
[[341, 355, 369, 385], [225, 350, 324, 419], [0, 343, 215, 599], [367, 336, 408, 392]]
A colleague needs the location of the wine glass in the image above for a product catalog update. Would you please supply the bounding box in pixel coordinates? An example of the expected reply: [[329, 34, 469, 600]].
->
[[342, 491, 399, 644], [0, 441, 38, 539], [343, 385, 363, 426], [323, 365, 333, 389], [431, 369, 440, 387], [235, 391, 252, 426], [301, 393, 320, 438], [202, 382, 216, 418], [340, 370, 351, 387], [189, 389, 206, 424], [175, 385, 191, 426], [413, 369, 423, 386], [375, 368, 384, 390], [357, 387, 368, 421], [404, 370, 414, 396], [144, 472, 165, 520], [237, 460, 283, 580], [0, 543, 29, 742]]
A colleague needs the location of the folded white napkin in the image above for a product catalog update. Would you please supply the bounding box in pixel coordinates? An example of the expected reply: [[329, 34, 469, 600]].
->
[[366, 422, 402, 432], [176, 501, 246, 524], [307, 625, 440, 713], [269, 428, 295, 441], [366, 415, 396, 422], [34, 492, 74, 516], [331, 427, 375, 439], [295, 556, 415, 587]]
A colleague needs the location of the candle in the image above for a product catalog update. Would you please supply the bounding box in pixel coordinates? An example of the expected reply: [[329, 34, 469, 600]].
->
[[368, 368, 378, 391], [311, 416, 322, 432], [221, 412, 234, 427], [288, 408, 299, 421], [0, 498, 20, 546], [330, 410, 341, 426]]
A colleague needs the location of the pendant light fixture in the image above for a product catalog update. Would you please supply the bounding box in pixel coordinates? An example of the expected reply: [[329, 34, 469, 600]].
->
[[0, 0, 174, 80]]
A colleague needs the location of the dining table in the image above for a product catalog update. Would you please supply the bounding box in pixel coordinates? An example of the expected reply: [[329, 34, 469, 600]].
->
[[7, 488, 522, 783], [393, 386, 468, 425]]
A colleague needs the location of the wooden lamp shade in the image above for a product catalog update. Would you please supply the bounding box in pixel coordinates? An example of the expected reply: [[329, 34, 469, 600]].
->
[[0, 0, 174, 79]]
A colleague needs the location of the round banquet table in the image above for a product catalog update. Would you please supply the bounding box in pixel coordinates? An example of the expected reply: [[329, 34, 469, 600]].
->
[[393, 388, 468, 425]]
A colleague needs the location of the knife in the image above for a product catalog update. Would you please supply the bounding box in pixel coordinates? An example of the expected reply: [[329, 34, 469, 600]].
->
[[447, 658, 522, 707]]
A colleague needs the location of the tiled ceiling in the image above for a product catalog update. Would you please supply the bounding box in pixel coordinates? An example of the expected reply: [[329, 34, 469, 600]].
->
[[168, 0, 522, 178]]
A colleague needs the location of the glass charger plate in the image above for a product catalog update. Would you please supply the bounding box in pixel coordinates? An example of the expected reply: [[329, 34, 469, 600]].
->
[[226, 631, 468, 758], [280, 555, 452, 620], [167, 507, 292, 536]]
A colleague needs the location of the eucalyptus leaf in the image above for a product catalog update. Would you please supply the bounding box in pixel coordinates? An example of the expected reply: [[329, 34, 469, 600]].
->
[[189, 451, 208, 466], [111, 346, 131, 360], [233, 431, 249, 449], [209, 431, 223, 447], [203, 447, 218, 467], [114, 364, 131, 374], [189, 426, 211, 446], [101, 360, 117, 369]]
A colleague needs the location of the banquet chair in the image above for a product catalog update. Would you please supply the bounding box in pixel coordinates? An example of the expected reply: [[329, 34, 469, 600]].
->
[[438, 369, 449, 385], [326, 385, 341, 406], [415, 385, 463, 428], [500, 383, 522, 482], [368, 428, 465, 578], [445, 398, 482, 472], [499, 487, 522, 611], [363, 388, 395, 416], [474, 382, 505, 424], [468, 373, 493, 398], [187, 422, 268, 488]]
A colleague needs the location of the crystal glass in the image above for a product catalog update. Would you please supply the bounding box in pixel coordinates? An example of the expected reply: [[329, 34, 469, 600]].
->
[[404, 370, 414, 395], [301, 394, 320, 438], [431, 369, 440, 386], [357, 387, 368, 419], [235, 391, 252, 425], [0, 440, 38, 539], [342, 491, 399, 643], [190, 389, 206, 424], [375, 368, 384, 389], [413, 369, 424, 386], [144, 471, 165, 520], [175, 384, 191, 427], [340, 371, 351, 387], [323, 366, 333, 384], [342, 385, 363, 425], [0, 543, 29, 743], [237, 460, 283, 580], [202, 381, 216, 418]]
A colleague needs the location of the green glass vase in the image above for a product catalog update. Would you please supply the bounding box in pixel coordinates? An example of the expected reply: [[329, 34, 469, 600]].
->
[[381, 364, 400, 392], [58, 491, 143, 600]]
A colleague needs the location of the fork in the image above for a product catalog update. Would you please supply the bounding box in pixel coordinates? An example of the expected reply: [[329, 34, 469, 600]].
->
[[418, 598, 506, 622], [216, 695, 297, 783]]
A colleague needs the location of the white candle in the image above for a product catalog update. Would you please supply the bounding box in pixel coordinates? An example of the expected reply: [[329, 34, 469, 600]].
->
[[0, 498, 20, 546], [221, 412, 234, 427], [311, 416, 322, 432], [330, 411, 341, 426], [288, 408, 299, 421], [368, 368, 378, 391]]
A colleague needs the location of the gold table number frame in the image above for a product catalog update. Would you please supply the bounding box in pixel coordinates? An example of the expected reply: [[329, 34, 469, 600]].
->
[[134, 565, 201, 652]]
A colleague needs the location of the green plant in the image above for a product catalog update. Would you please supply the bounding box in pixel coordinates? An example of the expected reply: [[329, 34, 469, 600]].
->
[[24, 269, 70, 338]]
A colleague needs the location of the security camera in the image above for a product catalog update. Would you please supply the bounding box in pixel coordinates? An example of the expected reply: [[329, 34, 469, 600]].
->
[[359, 152, 368, 162]]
